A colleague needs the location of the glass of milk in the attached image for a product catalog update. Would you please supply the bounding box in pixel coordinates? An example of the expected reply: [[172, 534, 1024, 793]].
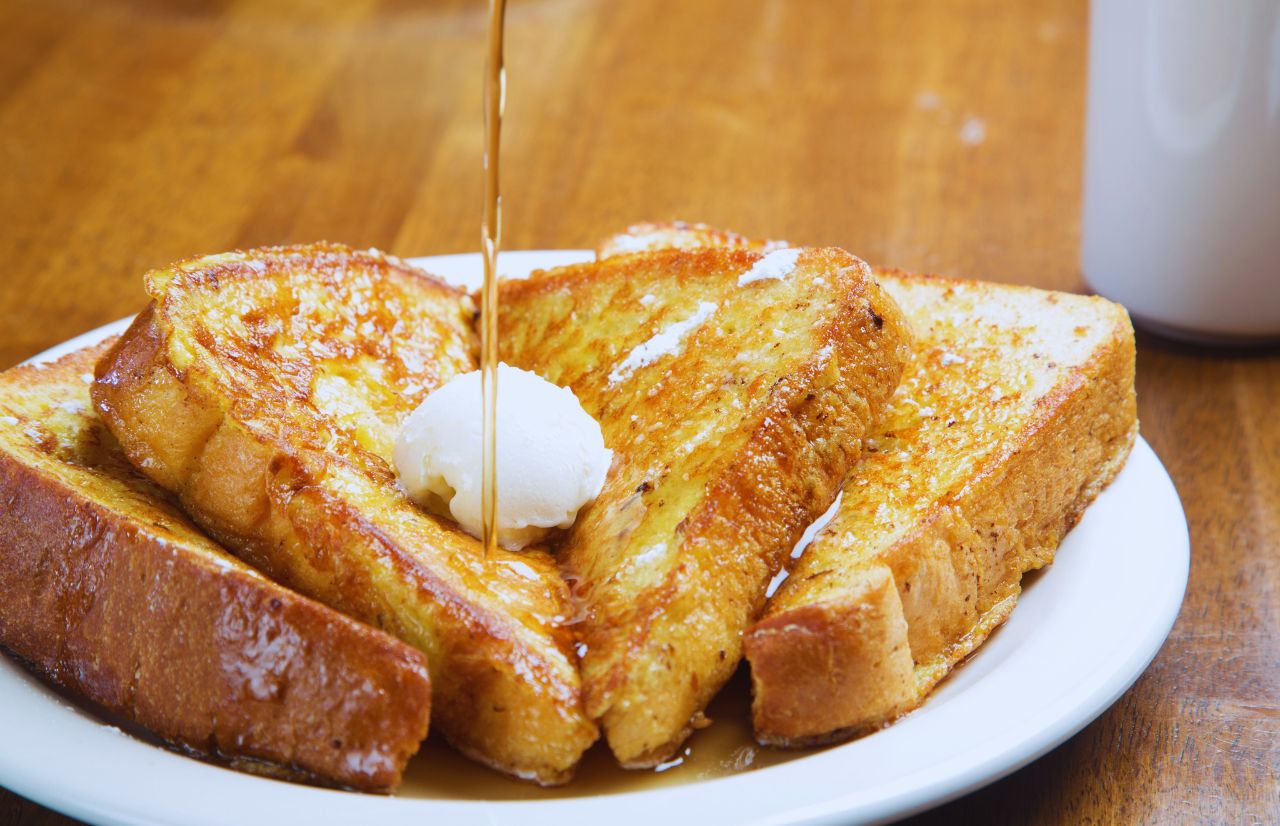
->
[[1082, 0, 1280, 344]]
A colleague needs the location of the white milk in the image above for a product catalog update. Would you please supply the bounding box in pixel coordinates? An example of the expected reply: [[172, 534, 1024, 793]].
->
[[1082, 0, 1280, 342]]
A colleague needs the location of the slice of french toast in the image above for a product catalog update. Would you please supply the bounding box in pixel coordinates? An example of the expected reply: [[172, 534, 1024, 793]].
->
[[748, 269, 1137, 744], [92, 244, 597, 784], [499, 247, 912, 766], [0, 341, 432, 791], [596, 222, 1138, 746]]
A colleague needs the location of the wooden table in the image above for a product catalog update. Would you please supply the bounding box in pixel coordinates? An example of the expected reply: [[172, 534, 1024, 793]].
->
[[1, 1, 1275, 822]]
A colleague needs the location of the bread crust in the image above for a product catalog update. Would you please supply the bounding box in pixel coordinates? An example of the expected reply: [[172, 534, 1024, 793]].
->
[[745, 565, 916, 741], [746, 270, 1138, 745], [0, 343, 432, 791], [92, 244, 596, 784]]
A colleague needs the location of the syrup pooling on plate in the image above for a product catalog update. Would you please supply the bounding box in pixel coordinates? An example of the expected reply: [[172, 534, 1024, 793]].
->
[[480, 0, 506, 560], [398, 669, 816, 799]]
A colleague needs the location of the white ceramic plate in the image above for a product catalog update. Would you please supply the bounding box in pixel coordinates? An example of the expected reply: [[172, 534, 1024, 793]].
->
[[0, 251, 1189, 826]]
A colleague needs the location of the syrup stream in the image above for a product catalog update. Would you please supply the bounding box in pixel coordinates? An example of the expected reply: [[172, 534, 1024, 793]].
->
[[480, 0, 506, 561]]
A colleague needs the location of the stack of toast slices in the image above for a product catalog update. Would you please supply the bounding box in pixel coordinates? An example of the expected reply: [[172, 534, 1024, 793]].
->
[[595, 223, 1137, 745], [0, 224, 1136, 791]]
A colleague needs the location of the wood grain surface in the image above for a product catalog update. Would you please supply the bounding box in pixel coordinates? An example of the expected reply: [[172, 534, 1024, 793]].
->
[[2, 0, 1276, 823]]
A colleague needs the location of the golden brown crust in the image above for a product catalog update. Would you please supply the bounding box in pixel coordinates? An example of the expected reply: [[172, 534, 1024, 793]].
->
[[92, 244, 597, 784], [0, 343, 432, 792], [500, 247, 911, 766], [745, 565, 916, 742], [746, 270, 1138, 745]]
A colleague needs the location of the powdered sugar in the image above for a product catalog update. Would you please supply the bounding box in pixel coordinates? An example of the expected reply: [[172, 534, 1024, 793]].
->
[[609, 301, 719, 385], [738, 248, 803, 286]]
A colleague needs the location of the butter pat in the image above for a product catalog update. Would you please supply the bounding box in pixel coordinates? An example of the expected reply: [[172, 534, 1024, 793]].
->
[[394, 364, 612, 550]]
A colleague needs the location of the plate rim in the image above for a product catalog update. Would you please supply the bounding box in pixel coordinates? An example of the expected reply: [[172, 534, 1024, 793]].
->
[[1, 249, 1190, 826]]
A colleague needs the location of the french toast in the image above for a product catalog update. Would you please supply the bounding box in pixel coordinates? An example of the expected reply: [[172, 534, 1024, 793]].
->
[[498, 247, 912, 766], [748, 269, 1137, 743], [596, 221, 786, 259], [92, 244, 597, 784], [0, 341, 432, 791], [596, 223, 1138, 746]]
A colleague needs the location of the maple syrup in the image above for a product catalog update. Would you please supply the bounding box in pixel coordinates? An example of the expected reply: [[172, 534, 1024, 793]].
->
[[479, 0, 506, 560], [398, 667, 814, 799]]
